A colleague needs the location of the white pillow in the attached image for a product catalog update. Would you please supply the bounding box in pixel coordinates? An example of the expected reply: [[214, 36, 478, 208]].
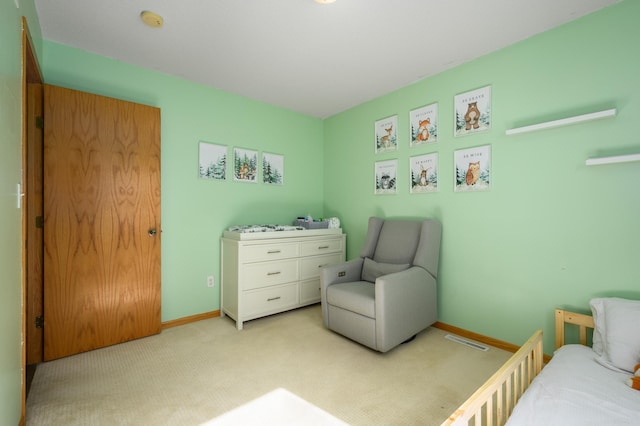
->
[[589, 298, 606, 356], [602, 298, 640, 373]]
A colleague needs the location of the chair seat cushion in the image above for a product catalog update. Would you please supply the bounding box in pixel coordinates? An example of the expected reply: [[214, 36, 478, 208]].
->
[[326, 281, 375, 318]]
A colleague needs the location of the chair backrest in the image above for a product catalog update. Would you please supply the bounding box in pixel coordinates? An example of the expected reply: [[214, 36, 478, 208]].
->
[[359, 217, 442, 278]]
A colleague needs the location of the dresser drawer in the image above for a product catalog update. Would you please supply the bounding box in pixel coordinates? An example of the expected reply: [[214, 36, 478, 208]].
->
[[243, 259, 298, 290], [300, 254, 342, 280], [300, 278, 321, 305], [242, 242, 299, 262], [243, 284, 298, 317], [299, 239, 342, 257]]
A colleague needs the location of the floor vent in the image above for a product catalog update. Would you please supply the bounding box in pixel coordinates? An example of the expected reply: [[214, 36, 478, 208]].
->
[[444, 334, 489, 351]]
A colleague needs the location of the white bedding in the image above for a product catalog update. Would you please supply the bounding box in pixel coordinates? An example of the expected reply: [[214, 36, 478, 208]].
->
[[506, 344, 640, 426]]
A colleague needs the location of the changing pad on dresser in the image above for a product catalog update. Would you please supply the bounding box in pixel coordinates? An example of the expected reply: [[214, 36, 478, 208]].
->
[[227, 224, 304, 233]]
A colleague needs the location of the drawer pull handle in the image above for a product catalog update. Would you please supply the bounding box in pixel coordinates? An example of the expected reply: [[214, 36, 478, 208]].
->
[[318, 264, 327, 268], [318, 245, 329, 249], [267, 296, 281, 302], [267, 250, 281, 254], [267, 271, 281, 276]]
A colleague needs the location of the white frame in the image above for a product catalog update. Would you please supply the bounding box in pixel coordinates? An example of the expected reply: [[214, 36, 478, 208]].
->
[[410, 103, 438, 146], [375, 115, 398, 153], [374, 159, 398, 195], [262, 152, 284, 185], [198, 141, 227, 181], [454, 145, 491, 192], [410, 153, 438, 194], [233, 147, 258, 183], [454, 85, 491, 137]]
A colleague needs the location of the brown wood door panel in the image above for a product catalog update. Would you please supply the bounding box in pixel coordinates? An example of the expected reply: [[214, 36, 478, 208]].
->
[[43, 84, 161, 361], [26, 83, 44, 365]]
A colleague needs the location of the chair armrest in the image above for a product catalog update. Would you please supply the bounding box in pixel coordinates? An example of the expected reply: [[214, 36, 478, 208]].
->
[[320, 258, 363, 327], [321, 258, 363, 288], [374, 266, 437, 352]]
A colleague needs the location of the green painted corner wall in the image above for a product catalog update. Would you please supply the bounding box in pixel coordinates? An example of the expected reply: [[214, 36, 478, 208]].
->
[[41, 42, 325, 322], [323, 1, 640, 353]]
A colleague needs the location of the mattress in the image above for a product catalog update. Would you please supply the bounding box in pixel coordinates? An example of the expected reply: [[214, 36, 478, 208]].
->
[[506, 344, 640, 425]]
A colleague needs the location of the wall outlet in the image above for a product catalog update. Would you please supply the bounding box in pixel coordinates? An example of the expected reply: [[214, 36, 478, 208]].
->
[[207, 276, 215, 288]]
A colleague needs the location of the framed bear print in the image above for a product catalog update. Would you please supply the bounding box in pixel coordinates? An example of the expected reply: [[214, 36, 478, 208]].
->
[[454, 145, 491, 192], [454, 85, 491, 137]]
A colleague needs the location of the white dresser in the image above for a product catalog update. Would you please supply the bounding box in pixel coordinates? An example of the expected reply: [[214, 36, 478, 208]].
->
[[221, 228, 346, 330]]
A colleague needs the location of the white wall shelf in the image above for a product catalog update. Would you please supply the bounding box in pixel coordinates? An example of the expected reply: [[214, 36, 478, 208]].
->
[[585, 154, 640, 166], [506, 108, 617, 136]]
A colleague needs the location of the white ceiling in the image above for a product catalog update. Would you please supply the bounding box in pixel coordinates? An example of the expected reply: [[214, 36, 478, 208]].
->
[[34, 0, 619, 119]]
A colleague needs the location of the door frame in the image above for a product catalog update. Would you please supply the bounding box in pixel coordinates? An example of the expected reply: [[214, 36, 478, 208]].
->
[[22, 16, 43, 425]]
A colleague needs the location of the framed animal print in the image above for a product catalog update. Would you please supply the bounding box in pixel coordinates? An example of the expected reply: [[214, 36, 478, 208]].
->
[[233, 147, 258, 183], [410, 153, 438, 194], [410, 103, 438, 147], [374, 159, 398, 195], [454, 85, 491, 137], [262, 152, 284, 185], [454, 145, 491, 192], [198, 141, 227, 180], [375, 115, 398, 153]]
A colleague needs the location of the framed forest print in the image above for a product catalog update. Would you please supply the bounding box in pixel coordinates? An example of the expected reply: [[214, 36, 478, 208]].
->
[[375, 159, 398, 195], [198, 141, 227, 180], [410, 103, 438, 147], [454, 85, 491, 137], [454, 145, 491, 192], [375, 115, 398, 153], [262, 152, 284, 185], [410, 153, 438, 193], [233, 147, 257, 183]]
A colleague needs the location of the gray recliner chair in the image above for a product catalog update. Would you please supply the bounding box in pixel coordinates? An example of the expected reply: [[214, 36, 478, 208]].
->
[[321, 217, 442, 353]]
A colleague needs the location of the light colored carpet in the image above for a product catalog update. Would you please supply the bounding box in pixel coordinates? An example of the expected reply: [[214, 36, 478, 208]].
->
[[26, 305, 511, 425]]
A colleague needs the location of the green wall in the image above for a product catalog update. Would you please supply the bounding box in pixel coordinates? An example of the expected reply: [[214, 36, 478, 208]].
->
[[0, 0, 41, 423], [42, 42, 325, 321], [323, 1, 640, 353]]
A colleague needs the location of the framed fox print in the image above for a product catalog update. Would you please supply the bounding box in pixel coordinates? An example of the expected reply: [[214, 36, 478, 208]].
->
[[410, 103, 438, 147]]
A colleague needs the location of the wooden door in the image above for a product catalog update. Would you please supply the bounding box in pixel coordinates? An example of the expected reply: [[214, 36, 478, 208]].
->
[[26, 82, 44, 365], [43, 84, 161, 361]]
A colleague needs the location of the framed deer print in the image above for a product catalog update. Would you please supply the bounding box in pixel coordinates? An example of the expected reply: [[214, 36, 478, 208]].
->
[[454, 145, 491, 192], [233, 147, 258, 183], [375, 115, 398, 153], [410, 153, 438, 193], [454, 85, 491, 137], [375, 159, 398, 195], [410, 103, 438, 147], [198, 141, 227, 180]]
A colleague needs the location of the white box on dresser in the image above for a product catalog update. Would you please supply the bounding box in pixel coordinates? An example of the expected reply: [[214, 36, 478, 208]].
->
[[221, 228, 346, 330]]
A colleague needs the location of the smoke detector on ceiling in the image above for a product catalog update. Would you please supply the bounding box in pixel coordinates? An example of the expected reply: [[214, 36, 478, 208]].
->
[[140, 11, 164, 28]]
